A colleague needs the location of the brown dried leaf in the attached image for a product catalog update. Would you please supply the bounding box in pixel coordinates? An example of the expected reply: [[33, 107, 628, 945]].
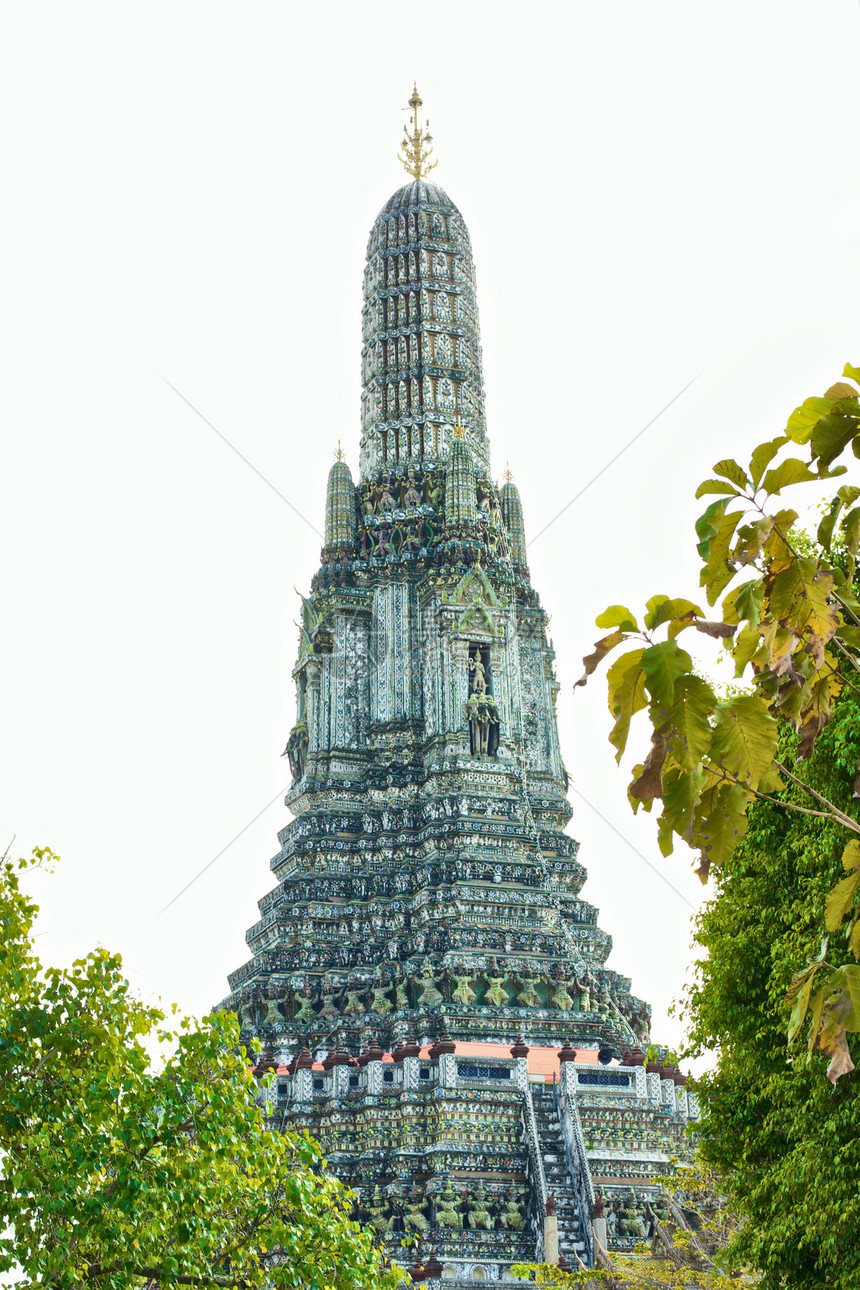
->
[[629, 729, 668, 802], [693, 619, 737, 639], [575, 629, 628, 688], [826, 1030, 855, 1084], [798, 671, 844, 760]]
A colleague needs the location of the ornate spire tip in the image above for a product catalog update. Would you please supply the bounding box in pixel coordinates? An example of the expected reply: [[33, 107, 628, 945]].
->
[[504, 462, 514, 483], [398, 83, 437, 181]]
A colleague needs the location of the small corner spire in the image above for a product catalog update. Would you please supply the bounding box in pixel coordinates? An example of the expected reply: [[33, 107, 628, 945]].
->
[[334, 440, 344, 462], [504, 462, 514, 483], [398, 82, 437, 181]]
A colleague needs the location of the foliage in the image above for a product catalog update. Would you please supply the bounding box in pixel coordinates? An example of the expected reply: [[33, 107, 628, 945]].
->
[[0, 846, 404, 1290], [575, 364, 860, 1079], [513, 1158, 757, 1289], [685, 697, 860, 1289]]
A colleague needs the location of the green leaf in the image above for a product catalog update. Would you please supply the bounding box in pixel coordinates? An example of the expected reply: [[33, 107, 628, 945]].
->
[[697, 500, 744, 606], [842, 362, 860, 384], [788, 969, 819, 1045], [664, 674, 717, 771], [825, 868, 860, 934], [640, 639, 694, 709], [644, 595, 703, 633], [595, 605, 639, 631], [732, 516, 775, 568], [712, 458, 749, 490], [728, 579, 765, 631], [659, 763, 706, 851], [810, 411, 860, 470], [786, 396, 836, 445], [749, 435, 789, 488], [709, 693, 778, 790], [817, 496, 844, 553], [762, 508, 800, 572], [768, 557, 839, 667], [733, 625, 763, 675], [606, 648, 647, 762], [806, 985, 827, 1057], [695, 780, 749, 880], [761, 457, 821, 496], [695, 478, 741, 499]]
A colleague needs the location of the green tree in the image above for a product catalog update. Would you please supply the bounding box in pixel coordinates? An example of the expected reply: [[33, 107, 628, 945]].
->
[[576, 364, 860, 1080], [686, 697, 860, 1289], [0, 846, 403, 1290]]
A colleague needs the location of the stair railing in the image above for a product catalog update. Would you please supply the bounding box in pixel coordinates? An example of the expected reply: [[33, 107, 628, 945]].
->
[[522, 1083, 548, 1261], [553, 1079, 595, 1269]]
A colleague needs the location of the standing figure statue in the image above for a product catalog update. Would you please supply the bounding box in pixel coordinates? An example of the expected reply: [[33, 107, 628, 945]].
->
[[263, 989, 284, 1031], [435, 1181, 463, 1229], [377, 476, 398, 514], [483, 966, 511, 1007], [550, 974, 574, 1011], [469, 654, 488, 694], [466, 1182, 494, 1231], [415, 958, 443, 1008], [283, 720, 309, 780], [292, 981, 316, 1026], [451, 971, 477, 1006], [404, 468, 422, 509], [403, 1187, 430, 1233], [516, 973, 542, 1009]]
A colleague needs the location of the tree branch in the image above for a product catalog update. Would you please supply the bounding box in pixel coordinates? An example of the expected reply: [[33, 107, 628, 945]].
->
[[773, 760, 860, 833], [709, 766, 845, 822]]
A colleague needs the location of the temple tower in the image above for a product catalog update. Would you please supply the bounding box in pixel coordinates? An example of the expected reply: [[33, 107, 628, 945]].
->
[[225, 89, 695, 1277]]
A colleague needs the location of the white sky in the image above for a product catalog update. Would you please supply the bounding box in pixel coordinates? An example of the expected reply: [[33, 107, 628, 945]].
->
[[3, 1, 859, 1066]]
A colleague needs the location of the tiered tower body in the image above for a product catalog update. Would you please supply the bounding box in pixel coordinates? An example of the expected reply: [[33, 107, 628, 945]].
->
[[225, 174, 696, 1276]]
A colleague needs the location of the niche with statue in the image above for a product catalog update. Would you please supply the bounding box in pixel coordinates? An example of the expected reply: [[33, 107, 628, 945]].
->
[[465, 642, 500, 756]]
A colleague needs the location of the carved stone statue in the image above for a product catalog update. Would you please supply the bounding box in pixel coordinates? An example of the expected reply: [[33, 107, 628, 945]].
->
[[292, 982, 316, 1026], [366, 1185, 389, 1236], [469, 654, 488, 695], [467, 1182, 493, 1231], [369, 974, 393, 1016], [415, 958, 443, 1008], [404, 468, 422, 509], [319, 990, 341, 1023], [404, 1187, 430, 1233], [339, 987, 364, 1018], [483, 968, 510, 1007], [239, 991, 260, 1030], [435, 1181, 463, 1229], [284, 720, 309, 780], [377, 477, 398, 514], [550, 978, 574, 1011], [499, 1185, 525, 1231], [516, 974, 542, 1009], [263, 990, 284, 1030], [395, 978, 410, 1010], [618, 1191, 646, 1239], [451, 972, 477, 1006]]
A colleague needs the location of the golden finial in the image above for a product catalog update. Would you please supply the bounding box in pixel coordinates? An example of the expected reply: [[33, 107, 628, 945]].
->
[[503, 462, 514, 483], [451, 416, 466, 441], [334, 440, 344, 462], [398, 83, 437, 181]]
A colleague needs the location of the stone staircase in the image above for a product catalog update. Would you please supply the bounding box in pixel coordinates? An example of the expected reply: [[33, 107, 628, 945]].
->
[[530, 1082, 589, 1267]]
